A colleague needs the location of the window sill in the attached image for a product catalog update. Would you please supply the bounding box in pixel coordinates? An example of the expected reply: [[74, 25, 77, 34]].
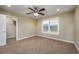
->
[[42, 32, 59, 35]]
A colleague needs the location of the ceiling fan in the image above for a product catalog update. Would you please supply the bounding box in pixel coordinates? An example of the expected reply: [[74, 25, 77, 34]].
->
[[26, 6, 45, 16]]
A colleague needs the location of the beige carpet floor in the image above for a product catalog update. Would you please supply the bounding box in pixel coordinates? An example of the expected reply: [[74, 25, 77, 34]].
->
[[0, 36, 78, 54]]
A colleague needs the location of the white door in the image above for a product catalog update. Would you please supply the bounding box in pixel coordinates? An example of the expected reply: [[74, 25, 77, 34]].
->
[[0, 15, 6, 46]]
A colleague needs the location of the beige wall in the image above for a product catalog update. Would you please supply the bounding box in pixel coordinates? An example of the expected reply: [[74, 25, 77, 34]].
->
[[74, 6, 79, 49], [18, 15, 36, 40], [37, 11, 74, 43], [6, 16, 16, 38]]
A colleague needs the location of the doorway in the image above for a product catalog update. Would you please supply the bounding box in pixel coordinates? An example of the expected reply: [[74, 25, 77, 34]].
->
[[6, 15, 18, 44], [0, 15, 18, 46]]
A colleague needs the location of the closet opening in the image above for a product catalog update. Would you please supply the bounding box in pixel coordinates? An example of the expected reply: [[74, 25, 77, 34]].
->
[[6, 15, 18, 44]]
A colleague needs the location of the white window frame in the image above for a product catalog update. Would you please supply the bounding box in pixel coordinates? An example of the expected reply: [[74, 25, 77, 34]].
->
[[42, 17, 59, 35]]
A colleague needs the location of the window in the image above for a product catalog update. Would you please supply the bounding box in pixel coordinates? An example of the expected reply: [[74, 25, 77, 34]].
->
[[42, 17, 59, 35], [42, 20, 49, 32]]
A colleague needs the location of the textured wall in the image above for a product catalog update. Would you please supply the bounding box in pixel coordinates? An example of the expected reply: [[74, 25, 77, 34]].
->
[[74, 6, 79, 49], [17, 16, 36, 40]]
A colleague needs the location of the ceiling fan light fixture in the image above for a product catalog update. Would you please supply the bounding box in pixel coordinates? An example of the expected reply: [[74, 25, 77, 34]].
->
[[57, 9, 60, 11], [34, 13, 39, 16]]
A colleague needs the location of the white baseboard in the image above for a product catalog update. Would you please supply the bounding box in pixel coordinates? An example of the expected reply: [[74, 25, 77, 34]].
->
[[17, 35, 36, 41], [9, 34, 74, 44], [74, 43, 79, 52], [37, 35, 74, 44]]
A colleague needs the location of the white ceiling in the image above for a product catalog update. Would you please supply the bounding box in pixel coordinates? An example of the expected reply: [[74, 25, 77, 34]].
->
[[0, 5, 76, 19]]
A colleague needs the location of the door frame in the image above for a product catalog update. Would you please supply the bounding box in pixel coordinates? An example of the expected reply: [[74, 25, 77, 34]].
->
[[0, 14, 6, 46], [15, 17, 19, 41]]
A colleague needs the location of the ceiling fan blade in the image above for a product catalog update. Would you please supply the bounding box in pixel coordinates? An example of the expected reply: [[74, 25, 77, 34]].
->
[[34, 6, 37, 10], [28, 7, 35, 12], [39, 8, 45, 12], [27, 12, 34, 14], [38, 13, 45, 15]]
